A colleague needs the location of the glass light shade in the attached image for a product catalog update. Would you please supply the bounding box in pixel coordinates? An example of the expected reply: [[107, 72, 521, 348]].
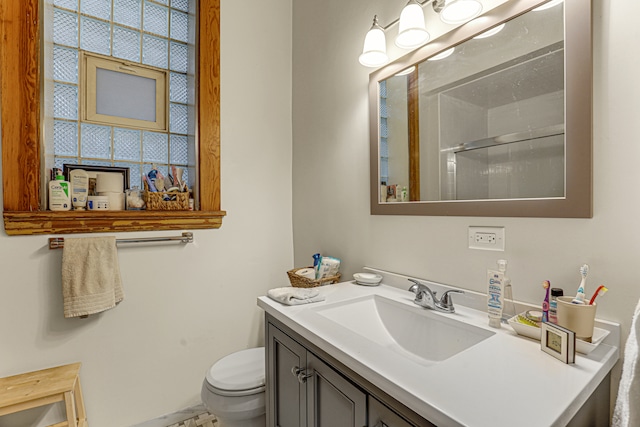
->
[[533, 0, 563, 11], [359, 18, 389, 67], [439, 0, 483, 25], [473, 23, 505, 39], [395, 1, 430, 49]]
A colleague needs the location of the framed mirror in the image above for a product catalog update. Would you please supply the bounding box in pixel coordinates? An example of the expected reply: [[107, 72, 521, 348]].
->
[[369, 0, 592, 217]]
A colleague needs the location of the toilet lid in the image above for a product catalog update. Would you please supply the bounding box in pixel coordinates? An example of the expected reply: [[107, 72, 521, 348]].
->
[[206, 347, 265, 391]]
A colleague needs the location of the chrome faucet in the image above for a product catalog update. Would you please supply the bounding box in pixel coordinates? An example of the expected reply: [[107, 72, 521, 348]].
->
[[408, 279, 465, 313]]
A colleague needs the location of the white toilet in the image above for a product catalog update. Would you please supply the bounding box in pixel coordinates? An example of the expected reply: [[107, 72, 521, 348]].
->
[[201, 347, 266, 427]]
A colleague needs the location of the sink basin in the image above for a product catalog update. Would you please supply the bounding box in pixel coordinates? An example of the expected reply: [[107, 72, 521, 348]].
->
[[311, 295, 494, 365]]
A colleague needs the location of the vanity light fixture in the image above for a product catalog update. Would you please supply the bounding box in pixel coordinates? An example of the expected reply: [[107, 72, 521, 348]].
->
[[395, 0, 430, 49], [533, 0, 563, 11], [359, 16, 390, 67], [359, 0, 486, 68], [473, 23, 505, 39], [427, 47, 455, 60], [433, 0, 483, 25]]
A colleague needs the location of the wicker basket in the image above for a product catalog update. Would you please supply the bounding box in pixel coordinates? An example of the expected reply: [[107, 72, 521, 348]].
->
[[143, 181, 190, 210], [287, 267, 341, 288]]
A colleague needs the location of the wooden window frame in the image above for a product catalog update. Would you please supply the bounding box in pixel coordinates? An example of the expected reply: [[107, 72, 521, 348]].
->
[[0, 0, 225, 235]]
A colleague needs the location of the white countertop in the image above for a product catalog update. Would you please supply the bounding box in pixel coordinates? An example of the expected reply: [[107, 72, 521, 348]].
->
[[258, 272, 620, 427]]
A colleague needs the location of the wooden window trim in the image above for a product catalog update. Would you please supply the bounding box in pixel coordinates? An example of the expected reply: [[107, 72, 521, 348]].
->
[[0, 0, 225, 235]]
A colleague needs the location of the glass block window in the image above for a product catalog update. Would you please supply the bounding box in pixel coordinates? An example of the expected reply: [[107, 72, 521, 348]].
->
[[379, 80, 389, 187], [49, 0, 194, 190]]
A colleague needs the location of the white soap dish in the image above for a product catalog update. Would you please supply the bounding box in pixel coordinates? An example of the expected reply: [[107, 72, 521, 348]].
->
[[353, 273, 382, 286]]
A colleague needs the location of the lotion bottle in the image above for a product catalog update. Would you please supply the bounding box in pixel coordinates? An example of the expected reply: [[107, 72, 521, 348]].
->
[[49, 174, 71, 211], [487, 260, 508, 328], [69, 169, 89, 210]]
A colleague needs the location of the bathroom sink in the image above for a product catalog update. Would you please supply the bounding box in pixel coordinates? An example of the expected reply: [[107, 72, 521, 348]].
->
[[310, 295, 494, 365]]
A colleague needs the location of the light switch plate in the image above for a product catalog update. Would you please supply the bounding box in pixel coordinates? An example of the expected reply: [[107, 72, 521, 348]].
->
[[468, 226, 505, 251]]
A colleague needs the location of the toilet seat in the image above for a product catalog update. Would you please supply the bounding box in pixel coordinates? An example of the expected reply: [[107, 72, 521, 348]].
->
[[205, 347, 265, 396]]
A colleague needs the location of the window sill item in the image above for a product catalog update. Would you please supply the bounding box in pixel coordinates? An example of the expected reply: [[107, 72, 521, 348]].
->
[[3, 210, 226, 236]]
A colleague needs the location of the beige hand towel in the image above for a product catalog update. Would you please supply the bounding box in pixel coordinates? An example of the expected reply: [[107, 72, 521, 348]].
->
[[62, 236, 124, 318]]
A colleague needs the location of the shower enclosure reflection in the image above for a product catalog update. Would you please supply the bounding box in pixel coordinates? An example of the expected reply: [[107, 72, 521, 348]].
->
[[381, 3, 564, 202]]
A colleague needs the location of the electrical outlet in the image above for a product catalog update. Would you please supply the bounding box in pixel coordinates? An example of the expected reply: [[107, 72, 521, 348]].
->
[[468, 226, 505, 251]]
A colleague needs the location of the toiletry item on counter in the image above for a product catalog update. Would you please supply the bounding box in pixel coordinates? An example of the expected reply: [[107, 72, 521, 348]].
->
[[557, 296, 597, 341], [49, 174, 71, 211], [294, 267, 316, 280], [87, 195, 109, 210], [95, 172, 123, 193], [315, 256, 341, 279], [549, 288, 564, 323], [126, 187, 145, 210], [487, 260, 508, 328], [572, 263, 589, 304], [542, 280, 551, 322], [589, 285, 608, 305], [526, 310, 543, 323], [401, 186, 408, 202], [380, 184, 387, 203], [395, 185, 403, 202], [69, 169, 89, 210]]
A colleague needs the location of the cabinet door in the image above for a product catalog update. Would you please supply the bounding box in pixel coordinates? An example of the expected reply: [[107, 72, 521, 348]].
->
[[306, 353, 367, 427], [267, 324, 308, 427], [369, 396, 435, 427]]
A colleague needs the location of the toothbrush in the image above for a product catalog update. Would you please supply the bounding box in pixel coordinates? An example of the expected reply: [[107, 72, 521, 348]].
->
[[589, 285, 608, 305], [542, 280, 550, 322], [572, 264, 589, 304]]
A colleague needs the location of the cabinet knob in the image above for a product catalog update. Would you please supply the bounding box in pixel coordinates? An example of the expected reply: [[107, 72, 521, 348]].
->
[[291, 366, 312, 383]]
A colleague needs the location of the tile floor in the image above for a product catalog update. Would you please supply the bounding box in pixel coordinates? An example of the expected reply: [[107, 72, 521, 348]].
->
[[167, 412, 216, 427]]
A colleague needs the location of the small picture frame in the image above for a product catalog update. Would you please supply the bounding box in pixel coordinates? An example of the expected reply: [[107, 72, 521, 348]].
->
[[541, 322, 576, 364], [63, 164, 130, 194]]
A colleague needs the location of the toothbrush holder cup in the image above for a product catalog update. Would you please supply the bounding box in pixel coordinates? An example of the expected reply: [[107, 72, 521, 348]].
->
[[556, 296, 597, 342]]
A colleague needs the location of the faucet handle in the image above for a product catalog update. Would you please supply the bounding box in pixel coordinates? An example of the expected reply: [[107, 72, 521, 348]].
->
[[408, 279, 436, 297], [438, 289, 465, 312]]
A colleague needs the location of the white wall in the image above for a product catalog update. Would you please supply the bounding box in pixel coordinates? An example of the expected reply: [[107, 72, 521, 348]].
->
[[0, 1, 293, 426], [292, 0, 640, 406]]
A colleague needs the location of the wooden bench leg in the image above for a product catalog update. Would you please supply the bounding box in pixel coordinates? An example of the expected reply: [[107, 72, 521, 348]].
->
[[64, 390, 77, 427], [74, 377, 87, 426]]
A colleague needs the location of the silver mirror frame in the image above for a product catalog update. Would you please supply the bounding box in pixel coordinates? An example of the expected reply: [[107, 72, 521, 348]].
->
[[369, 0, 592, 218]]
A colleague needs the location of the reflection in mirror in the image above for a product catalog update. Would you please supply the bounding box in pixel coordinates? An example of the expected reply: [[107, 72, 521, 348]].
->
[[382, 3, 564, 202], [370, 0, 592, 218]]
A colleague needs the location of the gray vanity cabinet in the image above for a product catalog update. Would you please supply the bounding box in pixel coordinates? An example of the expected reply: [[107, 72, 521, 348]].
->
[[266, 315, 433, 427], [267, 323, 308, 427], [306, 352, 367, 427]]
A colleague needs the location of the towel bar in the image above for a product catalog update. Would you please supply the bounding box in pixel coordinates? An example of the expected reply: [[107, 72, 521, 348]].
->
[[49, 232, 194, 249]]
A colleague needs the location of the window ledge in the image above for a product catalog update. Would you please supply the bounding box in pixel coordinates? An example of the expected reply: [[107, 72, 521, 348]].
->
[[3, 210, 226, 236]]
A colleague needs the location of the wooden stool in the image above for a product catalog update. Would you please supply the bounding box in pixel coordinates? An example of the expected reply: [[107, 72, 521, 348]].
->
[[0, 362, 87, 427]]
